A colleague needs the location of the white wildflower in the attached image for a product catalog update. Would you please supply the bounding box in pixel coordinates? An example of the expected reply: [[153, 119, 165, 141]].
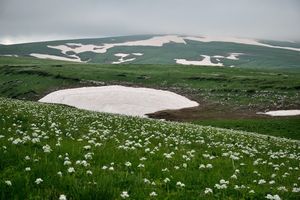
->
[[5, 180, 12, 186], [125, 161, 132, 167], [149, 191, 157, 197], [120, 191, 129, 199], [59, 194, 67, 200], [86, 170, 93, 175], [206, 164, 213, 169], [42, 144, 52, 153], [25, 167, 31, 171], [258, 179, 266, 184], [35, 178, 43, 184], [102, 165, 108, 170], [164, 178, 170, 183], [204, 188, 213, 194], [176, 181, 185, 188], [265, 194, 281, 200], [57, 171, 63, 177], [67, 167, 75, 173], [292, 187, 300, 192]]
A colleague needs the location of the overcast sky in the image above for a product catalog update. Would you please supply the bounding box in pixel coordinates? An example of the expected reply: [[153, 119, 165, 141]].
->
[[0, 0, 299, 44]]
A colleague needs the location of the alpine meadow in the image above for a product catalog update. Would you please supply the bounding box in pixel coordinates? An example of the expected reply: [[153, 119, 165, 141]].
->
[[0, 0, 300, 199]]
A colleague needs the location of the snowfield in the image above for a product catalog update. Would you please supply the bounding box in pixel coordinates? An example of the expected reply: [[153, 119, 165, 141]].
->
[[47, 35, 300, 58], [175, 55, 224, 66], [30, 53, 83, 62], [47, 35, 186, 55], [184, 36, 300, 52], [42, 35, 300, 64], [112, 53, 143, 64], [39, 86, 199, 117], [258, 110, 300, 116]]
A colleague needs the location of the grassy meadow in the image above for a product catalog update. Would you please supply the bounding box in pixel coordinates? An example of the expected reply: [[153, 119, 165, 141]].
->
[[1, 98, 300, 199], [1, 56, 299, 109], [0, 56, 300, 199]]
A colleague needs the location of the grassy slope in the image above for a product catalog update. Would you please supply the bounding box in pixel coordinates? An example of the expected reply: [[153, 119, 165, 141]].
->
[[1, 56, 299, 108], [0, 98, 300, 199], [0, 56, 299, 139]]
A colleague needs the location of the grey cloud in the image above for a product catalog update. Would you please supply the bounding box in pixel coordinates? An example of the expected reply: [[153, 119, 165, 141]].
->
[[0, 0, 300, 44]]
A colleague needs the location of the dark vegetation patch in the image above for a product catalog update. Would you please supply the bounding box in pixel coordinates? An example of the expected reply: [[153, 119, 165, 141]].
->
[[1, 66, 80, 82], [137, 75, 150, 80], [116, 73, 127, 77], [52, 64, 63, 67], [185, 76, 230, 82]]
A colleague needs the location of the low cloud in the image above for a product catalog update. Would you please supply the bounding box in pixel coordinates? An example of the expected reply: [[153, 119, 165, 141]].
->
[[1, 0, 300, 44]]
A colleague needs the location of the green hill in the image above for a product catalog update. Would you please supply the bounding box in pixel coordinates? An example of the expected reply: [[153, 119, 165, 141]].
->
[[0, 35, 299, 70]]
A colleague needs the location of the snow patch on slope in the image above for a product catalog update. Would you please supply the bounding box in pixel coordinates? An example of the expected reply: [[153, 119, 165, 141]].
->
[[175, 55, 224, 66], [30, 53, 83, 62], [112, 52, 143, 64], [184, 36, 300, 52], [112, 53, 135, 64], [257, 110, 300, 116], [39, 85, 199, 117], [48, 35, 186, 54]]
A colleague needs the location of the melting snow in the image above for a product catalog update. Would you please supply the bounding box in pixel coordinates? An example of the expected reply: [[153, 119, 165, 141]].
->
[[48, 35, 186, 55], [43, 35, 300, 63], [112, 53, 136, 64], [184, 36, 300, 52], [175, 55, 224, 66], [1, 54, 19, 57], [226, 53, 244, 60], [39, 85, 199, 117], [30, 53, 83, 62], [132, 53, 143, 56], [257, 110, 300, 116]]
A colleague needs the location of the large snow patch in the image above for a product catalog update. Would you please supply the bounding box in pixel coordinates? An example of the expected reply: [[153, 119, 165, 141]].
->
[[39, 86, 199, 117]]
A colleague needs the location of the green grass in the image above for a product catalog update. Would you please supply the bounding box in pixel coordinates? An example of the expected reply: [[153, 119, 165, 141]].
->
[[1, 56, 299, 142], [1, 56, 299, 110], [1, 97, 300, 199], [192, 117, 300, 140]]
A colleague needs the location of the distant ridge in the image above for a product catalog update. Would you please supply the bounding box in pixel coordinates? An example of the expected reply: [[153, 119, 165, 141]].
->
[[0, 34, 299, 70]]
